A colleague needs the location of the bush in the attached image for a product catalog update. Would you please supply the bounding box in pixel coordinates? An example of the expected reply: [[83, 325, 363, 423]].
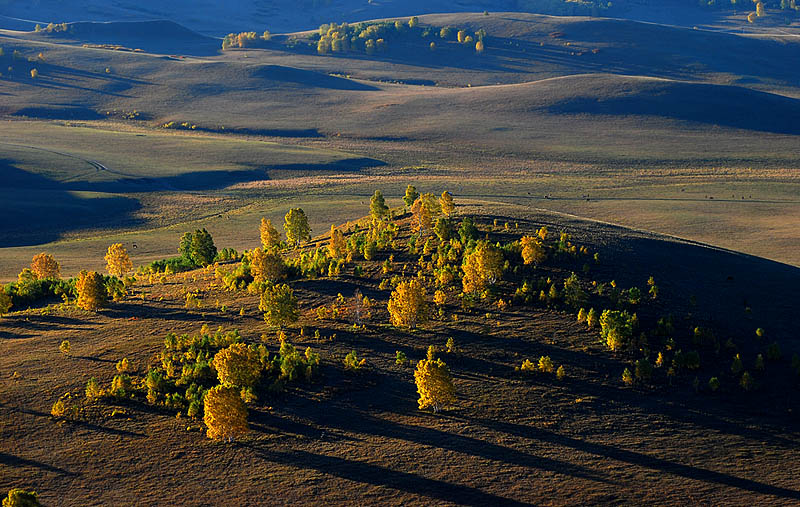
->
[[179, 229, 217, 267], [740, 371, 755, 391], [621, 367, 633, 385], [259, 283, 299, 327], [59, 340, 70, 355], [556, 365, 565, 380], [600, 310, 636, 352], [708, 377, 720, 392], [634, 358, 652, 382], [85, 377, 103, 399], [731, 353, 744, 374], [586, 307, 599, 328], [538, 355, 554, 373], [766, 342, 782, 361], [2, 488, 41, 507], [110, 374, 132, 398]]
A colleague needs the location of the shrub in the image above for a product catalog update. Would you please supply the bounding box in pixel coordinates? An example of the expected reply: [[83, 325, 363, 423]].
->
[[115, 357, 130, 373], [756, 327, 765, 339], [445, 337, 456, 354], [708, 377, 720, 392], [634, 358, 652, 382], [600, 310, 636, 352], [563, 273, 587, 308], [343, 350, 366, 371], [766, 342, 782, 361], [740, 371, 755, 391], [179, 229, 217, 267], [621, 367, 633, 385], [556, 365, 565, 380], [415, 346, 456, 412], [577, 308, 587, 324], [755, 354, 765, 371], [212, 343, 262, 388], [59, 340, 70, 355], [395, 350, 408, 366], [586, 308, 599, 328], [259, 283, 299, 327], [520, 359, 536, 372], [2, 488, 41, 507], [51, 398, 67, 417], [538, 355, 554, 373], [85, 377, 103, 399], [250, 248, 286, 284], [204, 385, 248, 441], [0, 290, 11, 314], [731, 354, 743, 374], [110, 374, 131, 398]]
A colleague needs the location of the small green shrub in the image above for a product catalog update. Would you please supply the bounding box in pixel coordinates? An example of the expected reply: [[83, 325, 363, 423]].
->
[[343, 350, 366, 371], [708, 377, 720, 392]]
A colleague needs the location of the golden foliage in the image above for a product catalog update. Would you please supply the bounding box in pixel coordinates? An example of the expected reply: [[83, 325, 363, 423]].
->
[[259, 283, 299, 327], [520, 236, 546, 265], [328, 225, 346, 260], [260, 218, 281, 250], [415, 346, 455, 412], [461, 242, 503, 294], [410, 193, 440, 234], [439, 191, 455, 217], [387, 278, 428, 329], [250, 248, 286, 284], [104, 243, 132, 277], [30, 253, 60, 279], [0, 291, 12, 315], [212, 343, 262, 388], [204, 385, 249, 441], [76, 270, 106, 311]]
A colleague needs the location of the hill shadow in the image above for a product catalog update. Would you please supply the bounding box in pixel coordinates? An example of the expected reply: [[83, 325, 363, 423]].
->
[[547, 80, 800, 135], [249, 65, 380, 91]]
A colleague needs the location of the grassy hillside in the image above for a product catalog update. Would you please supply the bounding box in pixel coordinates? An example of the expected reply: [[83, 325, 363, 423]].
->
[[2, 205, 799, 505]]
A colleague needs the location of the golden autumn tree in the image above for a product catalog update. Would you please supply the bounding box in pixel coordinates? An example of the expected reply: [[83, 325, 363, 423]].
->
[[76, 271, 107, 311], [414, 345, 456, 412], [462, 241, 503, 294], [387, 278, 428, 329], [520, 236, 546, 266], [204, 385, 249, 441], [104, 243, 132, 277], [328, 225, 346, 260], [250, 248, 286, 284], [212, 343, 262, 388], [439, 191, 455, 217], [756, 1, 765, 15], [283, 208, 311, 248], [411, 193, 440, 234], [260, 218, 281, 250], [30, 253, 60, 279]]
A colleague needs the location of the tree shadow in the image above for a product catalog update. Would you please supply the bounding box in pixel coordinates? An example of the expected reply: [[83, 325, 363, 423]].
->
[[0, 451, 78, 477]]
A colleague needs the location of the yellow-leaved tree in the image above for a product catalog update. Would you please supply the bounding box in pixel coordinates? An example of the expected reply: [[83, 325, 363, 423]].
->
[[76, 271, 107, 311], [212, 343, 262, 388], [30, 253, 60, 279], [439, 191, 455, 217], [250, 248, 286, 284], [283, 208, 311, 248], [104, 243, 132, 277], [260, 218, 281, 250], [259, 283, 299, 327], [520, 236, 546, 266], [410, 193, 440, 234], [462, 241, 503, 294], [204, 385, 249, 441], [328, 225, 346, 260], [387, 278, 428, 328], [414, 345, 455, 412]]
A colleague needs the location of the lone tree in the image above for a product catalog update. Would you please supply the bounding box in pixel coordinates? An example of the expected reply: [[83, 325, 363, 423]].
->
[[76, 271, 107, 311], [179, 229, 217, 266], [104, 243, 132, 277], [403, 184, 420, 208], [260, 218, 281, 250], [414, 345, 456, 412], [250, 248, 286, 284], [204, 385, 249, 441], [370, 190, 389, 222], [462, 241, 503, 294], [212, 343, 262, 388], [259, 283, 299, 327], [283, 208, 311, 248], [30, 253, 60, 279], [439, 191, 455, 217], [387, 278, 428, 329], [520, 236, 546, 266], [328, 225, 346, 260]]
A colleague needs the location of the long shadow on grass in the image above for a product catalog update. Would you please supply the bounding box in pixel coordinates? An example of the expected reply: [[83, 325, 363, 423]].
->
[[0, 451, 78, 477], [249, 447, 532, 507], [453, 413, 800, 501]]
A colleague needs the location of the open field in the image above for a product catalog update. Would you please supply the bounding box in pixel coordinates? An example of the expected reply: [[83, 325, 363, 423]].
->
[[2, 205, 800, 505]]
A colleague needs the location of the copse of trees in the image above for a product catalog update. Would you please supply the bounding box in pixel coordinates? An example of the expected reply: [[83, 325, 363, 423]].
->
[[222, 30, 271, 50]]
